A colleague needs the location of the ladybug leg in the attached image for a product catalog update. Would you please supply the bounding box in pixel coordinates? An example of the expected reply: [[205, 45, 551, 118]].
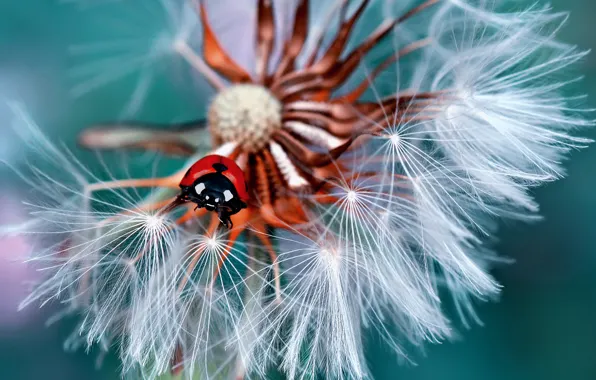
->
[[159, 195, 189, 215], [217, 207, 233, 229]]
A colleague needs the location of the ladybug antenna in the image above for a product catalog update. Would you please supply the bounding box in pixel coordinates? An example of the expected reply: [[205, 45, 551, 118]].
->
[[212, 162, 228, 173], [159, 195, 187, 215]]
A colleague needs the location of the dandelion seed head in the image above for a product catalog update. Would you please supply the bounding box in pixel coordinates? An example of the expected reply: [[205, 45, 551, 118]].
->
[[6, 0, 594, 379], [346, 190, 357, 203], [207, 237, 218, 249], [142, 213, 167, 231], [389, 133, 401, 147]]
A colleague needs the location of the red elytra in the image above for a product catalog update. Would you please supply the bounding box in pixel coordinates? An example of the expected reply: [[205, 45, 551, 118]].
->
[[179, 154, 249, 202]]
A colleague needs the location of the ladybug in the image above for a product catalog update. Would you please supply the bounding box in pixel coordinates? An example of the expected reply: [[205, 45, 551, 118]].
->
[[165, 155, 248, 229]]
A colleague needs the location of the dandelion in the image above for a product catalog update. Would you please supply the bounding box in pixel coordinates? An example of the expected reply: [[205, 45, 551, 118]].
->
[[4, 0, 593, 379]]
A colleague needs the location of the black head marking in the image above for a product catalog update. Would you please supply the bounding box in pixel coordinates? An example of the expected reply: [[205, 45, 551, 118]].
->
[[212, 162, 228, 173]]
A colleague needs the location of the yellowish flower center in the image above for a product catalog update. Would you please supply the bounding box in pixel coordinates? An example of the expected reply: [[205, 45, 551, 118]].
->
[[208, 84, 282, 153]]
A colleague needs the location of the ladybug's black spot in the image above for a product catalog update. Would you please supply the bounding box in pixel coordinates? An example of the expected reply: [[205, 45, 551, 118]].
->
[[212, 163, 228, 173]]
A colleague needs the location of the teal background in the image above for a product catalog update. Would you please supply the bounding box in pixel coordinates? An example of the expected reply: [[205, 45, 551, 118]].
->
[[0, 1, 594, 379]]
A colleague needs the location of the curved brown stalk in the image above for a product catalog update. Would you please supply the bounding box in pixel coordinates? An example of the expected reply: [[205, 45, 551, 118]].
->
[[273, 129, 357, 168], [331, 0, 440, 81], [261, 149, 287, 199], [177, 214, 221, 292], [253, 156, 288, 229], [79, 120, 207, 156], [272, 0, 309, 81], [251, 218, 282, 303], [255, 0, 275, 83], [306, 0, 369, 74], [338, 38, 433, 104], [273, 0, 440, 99], [262, 149, 309, 225], [269, 0, 368, 94], [282, 111, 357, 137], [303, 0, 350, 68], [170, 343, 184, 376], [284, 101, 361, 120], [86, 172, 184, 193], [195, 0, 252, 83], [210, 210, 250, 287]]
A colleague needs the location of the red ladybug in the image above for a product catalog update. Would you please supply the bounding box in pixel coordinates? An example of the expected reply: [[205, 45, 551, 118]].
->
[[165, 155, 248, 229]]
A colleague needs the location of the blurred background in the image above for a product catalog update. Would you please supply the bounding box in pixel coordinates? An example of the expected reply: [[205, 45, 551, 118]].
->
[[0, 1, 594, 379]]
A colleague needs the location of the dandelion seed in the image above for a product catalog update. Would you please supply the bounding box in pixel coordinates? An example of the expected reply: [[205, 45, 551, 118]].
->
[[5, 0, 593, 379]]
